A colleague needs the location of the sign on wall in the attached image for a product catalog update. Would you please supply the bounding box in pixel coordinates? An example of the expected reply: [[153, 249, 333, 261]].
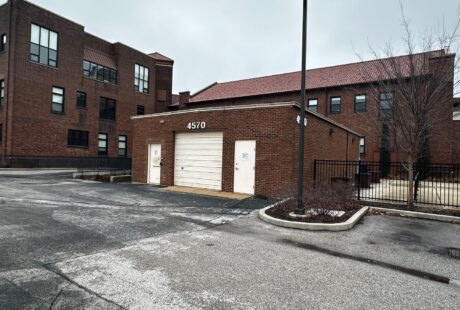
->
[[187, 122, 207, 130]]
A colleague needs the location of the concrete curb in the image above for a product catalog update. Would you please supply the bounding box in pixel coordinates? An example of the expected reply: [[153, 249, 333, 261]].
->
[[370, 207, 460, 224], [259, 202, 369, 231]]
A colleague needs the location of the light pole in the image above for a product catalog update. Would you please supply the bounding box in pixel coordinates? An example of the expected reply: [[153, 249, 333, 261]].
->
[[295, 0, 308, 215]]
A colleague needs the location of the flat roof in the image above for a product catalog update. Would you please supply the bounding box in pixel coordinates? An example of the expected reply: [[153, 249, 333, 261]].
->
[[131, 102, 362, 137]]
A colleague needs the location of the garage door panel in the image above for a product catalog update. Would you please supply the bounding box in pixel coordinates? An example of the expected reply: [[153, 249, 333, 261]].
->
[[174, 132, 223, 190]]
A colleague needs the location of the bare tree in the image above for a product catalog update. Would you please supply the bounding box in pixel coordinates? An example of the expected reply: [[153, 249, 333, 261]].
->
[[358, 3, 460, 208]]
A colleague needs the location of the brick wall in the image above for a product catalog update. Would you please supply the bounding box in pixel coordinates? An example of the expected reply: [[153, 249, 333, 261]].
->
[[132, 104, 360, 197], [0, 0, 173, 162]]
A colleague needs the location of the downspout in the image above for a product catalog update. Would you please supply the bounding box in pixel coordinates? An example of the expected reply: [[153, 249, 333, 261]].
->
[[3, 1, 13, 163]]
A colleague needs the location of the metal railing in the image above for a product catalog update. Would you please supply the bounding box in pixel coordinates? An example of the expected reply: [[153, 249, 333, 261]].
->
[[77, 157, 132, 175], [314, 160, 460, 207]]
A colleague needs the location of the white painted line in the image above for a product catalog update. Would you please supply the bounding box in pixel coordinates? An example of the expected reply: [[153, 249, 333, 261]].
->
[[449, 279, 460, 288]]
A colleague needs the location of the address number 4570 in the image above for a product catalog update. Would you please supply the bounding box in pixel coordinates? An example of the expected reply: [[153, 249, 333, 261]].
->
[[187, 122, 207, 130]]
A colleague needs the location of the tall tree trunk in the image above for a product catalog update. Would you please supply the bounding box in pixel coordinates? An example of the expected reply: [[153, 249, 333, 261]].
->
[[407, 159, 414, 209]]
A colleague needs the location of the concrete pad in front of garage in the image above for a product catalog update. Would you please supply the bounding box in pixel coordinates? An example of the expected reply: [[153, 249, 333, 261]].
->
[[162, 186, 251, 200]]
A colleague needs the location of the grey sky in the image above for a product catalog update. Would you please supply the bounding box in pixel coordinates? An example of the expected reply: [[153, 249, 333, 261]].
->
[[24, 0, 460, 93]]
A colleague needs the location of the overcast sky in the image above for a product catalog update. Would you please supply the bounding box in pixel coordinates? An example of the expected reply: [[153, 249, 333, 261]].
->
[[24, 0, 460, 93]]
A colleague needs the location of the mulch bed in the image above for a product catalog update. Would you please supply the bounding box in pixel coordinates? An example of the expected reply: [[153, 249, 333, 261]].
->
[[266, 201, 361, 224]]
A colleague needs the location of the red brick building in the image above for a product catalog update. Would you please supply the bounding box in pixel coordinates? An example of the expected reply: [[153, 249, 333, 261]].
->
[[0, 0, 173, 166], [175, 51, 457, 164], [131, 103, 361, 197]]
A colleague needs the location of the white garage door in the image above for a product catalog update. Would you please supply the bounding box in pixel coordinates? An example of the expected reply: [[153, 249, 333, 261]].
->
[[174, 132, 223, 191]]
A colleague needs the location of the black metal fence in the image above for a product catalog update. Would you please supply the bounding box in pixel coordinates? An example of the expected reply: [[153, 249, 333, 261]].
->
[[314, 160, 460, 207]]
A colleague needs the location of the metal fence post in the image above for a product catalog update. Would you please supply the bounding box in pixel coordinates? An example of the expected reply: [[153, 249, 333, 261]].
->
[[357, 160, 362, 201]]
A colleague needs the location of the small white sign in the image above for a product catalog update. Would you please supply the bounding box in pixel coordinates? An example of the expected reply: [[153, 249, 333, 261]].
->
[[297, 115, 308, 127], [241, 153, 250, 161], [187, 122, 207, 130]]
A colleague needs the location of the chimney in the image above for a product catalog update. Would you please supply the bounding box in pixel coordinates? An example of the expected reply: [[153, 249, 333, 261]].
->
[[178, 91, 190, 109]]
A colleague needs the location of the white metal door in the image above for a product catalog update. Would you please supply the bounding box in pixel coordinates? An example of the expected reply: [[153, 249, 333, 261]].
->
[[148, 143, 161, 184], [234, 140, 256, 195], [174, 132, 223, 190]]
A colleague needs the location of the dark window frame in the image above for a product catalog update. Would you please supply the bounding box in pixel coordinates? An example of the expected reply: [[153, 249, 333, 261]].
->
[[308, 98, 318, 112], [0, 123, 3, 144], [0, 34, 6, 52], [0, 80, 4, 108], [330, 96, 341, 114], [51, 86, 64, 114], [76, 91, 87, 109], [134, 64, 150, 93], [360, 137, 366, 155], [98, 133, 108, 156], [354, 94, 366, 113], [118, 135, 127, 157], [379, 92, 393, 120], [30, 23, 58, 68], [99, 97, 116, 121], [83, 60, 117, 85], [136, 105, 145, 115], [67, 129, 89, 148]]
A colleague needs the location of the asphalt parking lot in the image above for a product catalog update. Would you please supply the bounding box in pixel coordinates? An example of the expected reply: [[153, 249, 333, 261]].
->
[[0, 170, 459, 309]]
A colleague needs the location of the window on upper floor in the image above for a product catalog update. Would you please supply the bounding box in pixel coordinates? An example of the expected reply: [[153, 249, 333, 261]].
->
[[354, 95, 366, 113], [0, 34, 6, 52], [137, 105, 145, 115], [379, 92, 393, 120], [30, 24, 58, 67], [360, 137, 366, 155], [118, 135, 127, 157], [0, 80, 4, 108], [308, 99, 318, 112], [99, 97, 116, 121], [98, 133, 108, 156], [330, 97, 341, 114], [52, 87, 64, 114], [0, 123, 3, 144], [67, 129, 88, 148], [76, 91, 87, 109], [134, 64, 149, 93], [83, 60, 117, 85]]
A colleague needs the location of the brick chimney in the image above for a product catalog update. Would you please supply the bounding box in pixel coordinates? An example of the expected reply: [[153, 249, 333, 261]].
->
[[178, 91, 190, 109]]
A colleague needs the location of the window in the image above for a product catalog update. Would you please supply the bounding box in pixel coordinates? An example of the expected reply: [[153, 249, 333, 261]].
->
[[0, 124, 2, 144], [99, 97, 116, 120], [76, 91, 87, 108], [52, 87, 64, 113], [0, 80, 4, 108], [360, 137, 366, 155], [308, 99, 318, 112], [354, 95, 366, 112], [98, 133, 108, 156], [134, 64, 149, 93], [137, 105, 145, 115], [0, 34, 6, 52], [67, 130, 88, 147], [330, 97, 341, 114], [118, 135, 127, 157], [83, 60, 117, 85], [30, 24, 58, 67], [379, 92, 393, 119]]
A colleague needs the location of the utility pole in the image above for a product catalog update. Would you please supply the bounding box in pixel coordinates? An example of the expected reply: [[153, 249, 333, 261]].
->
[[295, 0, 308, 215]]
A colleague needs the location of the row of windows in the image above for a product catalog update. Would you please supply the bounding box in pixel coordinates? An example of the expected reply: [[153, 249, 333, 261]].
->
[[67, 130, 127, 156], [29, 23, 152, 95], [307, 93, 393, 118], [50, 87, 117, 120], [83, 61, 118, 85]]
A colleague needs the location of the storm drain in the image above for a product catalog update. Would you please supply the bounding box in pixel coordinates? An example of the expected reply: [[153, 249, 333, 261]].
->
[[448, 248, 460, 259]]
